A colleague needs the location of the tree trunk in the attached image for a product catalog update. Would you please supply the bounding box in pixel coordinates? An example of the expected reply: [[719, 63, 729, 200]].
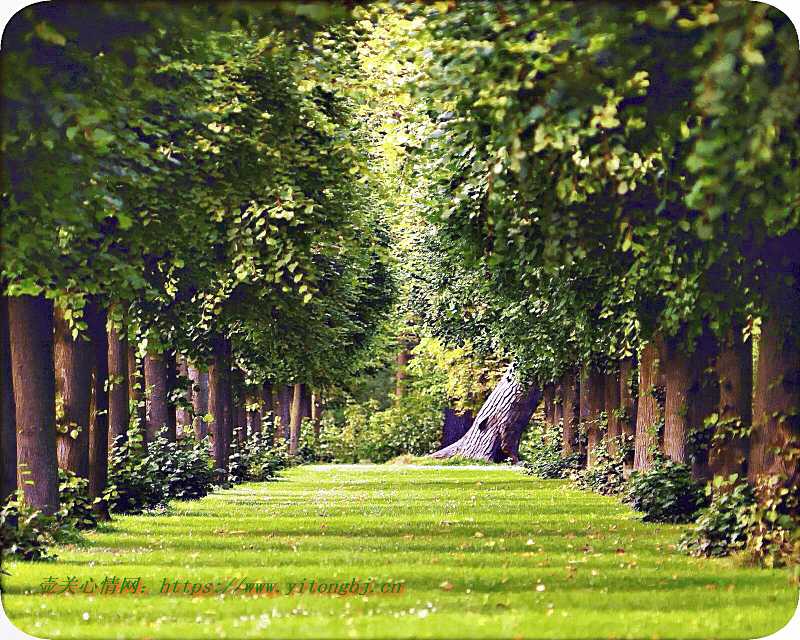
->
[[605, 366, 621, 453], [261, 381, 274, 446], [279, 384, 292, 440], [561, 370, 580, 456], [749, 309, 800, 486], [107, 320, 129, 450], [188, 364, 208, 439], [580, 361, 605, 467], [208, 338, 232, 478], [688, 326, 719, 480], [144, 350, 170, 442], [543, 383, 555, 431], [8, 294, 59, 514], [663, 334, 692, 464], [289, 381, 302, 455], [552, 381, 563, 441], [442, 407, 474, 448], [619, 356, 638, 440], [311, 390, 322, 448], [54, 303, 92, 478], [246, 388, 261, 435], [176, 356, 192, 434], [430, 364, 541, 463], [634, 339, 664, 471], [86, 303, 110, 520], [709, 322, 752, 481], [127, 342, 146, 432], [1, 295, 18, 501], [165, 351, 177, 440]]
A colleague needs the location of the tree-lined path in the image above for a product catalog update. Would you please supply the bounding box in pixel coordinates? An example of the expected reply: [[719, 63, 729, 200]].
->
[[3, 465, 796, 639]]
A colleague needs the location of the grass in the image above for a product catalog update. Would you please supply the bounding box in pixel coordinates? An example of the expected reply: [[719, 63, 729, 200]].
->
[[2, 464, 798, 639]]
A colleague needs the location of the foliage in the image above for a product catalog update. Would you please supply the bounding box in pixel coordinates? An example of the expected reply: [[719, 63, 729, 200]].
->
[[387, 453, 497, 466], [625, 459, 709, 523], [571, 436, 633, 496], [747, 474, 800, 570], [680, 476, 756, 558], [0, 495, 57, 562], [105, 431, 215, 514], [520, 421, 583, 479], [55, 469, 97, 532], [228, 417, 291, 484], [318, 391, 444, 464]]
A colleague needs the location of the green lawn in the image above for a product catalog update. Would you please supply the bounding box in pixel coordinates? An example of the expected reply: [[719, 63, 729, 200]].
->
[[2, 464, 798, 639]]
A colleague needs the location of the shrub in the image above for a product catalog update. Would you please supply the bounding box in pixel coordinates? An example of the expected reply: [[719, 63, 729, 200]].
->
[[680, 476, 756, 557], [105, 430, 215, 514], [747, 474, 800, 571], [571, 435, 633, 495], [0, 495, 57, 561], [228, 419, 291, 484], [56, 469, 97, 531], [319, 393, 444, 464], [520, 422, 583, 479], [624, 458, 709, 523]]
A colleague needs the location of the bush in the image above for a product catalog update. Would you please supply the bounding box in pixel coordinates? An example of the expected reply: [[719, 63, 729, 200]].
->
[[571, 435, 633, 495], [520, 422, 583, 479], [228, 418, 291, 484], [624, 458, 709, 523], [1, 470, 99, 561], [105, 430, 215, 514], [56, 469, 97, 531], [1, 495, 57, 561], [747, 474, 800, 571], [680, 476, 756, 557], [319, 393, 444, 464]]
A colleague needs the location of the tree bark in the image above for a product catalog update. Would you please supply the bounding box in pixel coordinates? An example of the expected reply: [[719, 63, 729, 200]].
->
[[208, 338, 232, 478], [54, 303, 93, 478], [8, 294, 59, 514], [430, 364, 542, 463], [279, 384, 292, 440], [709, 322, 752, 481], [552, 381, 563, 443], [1, 295, 18, 501], [107, 320, 129, 450], [127, 342, 145, 432], [188, 363, 208, 439], [604, 366, 621, 453], [176, 356, 192, 433], [311, 390, 322, 448], [634, 339, 664, 471], [543, 383, 555, 432], [86, 303, 110, 520], [289, 381, 303, 455], [663, 333, 692, 464], [442, 407, 474, 448], [260, 381, 274, 446], [246, 388, 261, 435], [165, 351, 178, 439], [619, 356, 638, 440], [580, 361, 605, 467], [688, 326, 719, 480], [749, 308, 800, 487], [561, 370, 580, 456], [144, 350, 170, 442]]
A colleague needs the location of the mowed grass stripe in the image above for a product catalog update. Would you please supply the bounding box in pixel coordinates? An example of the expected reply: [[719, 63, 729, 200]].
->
[[2, 464, 797, 639]]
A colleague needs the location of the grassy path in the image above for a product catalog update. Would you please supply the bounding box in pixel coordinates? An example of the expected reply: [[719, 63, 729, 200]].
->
[[2, 464, 798, 639]]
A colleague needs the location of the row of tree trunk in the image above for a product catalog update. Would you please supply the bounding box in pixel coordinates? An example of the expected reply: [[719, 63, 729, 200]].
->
[[431, 314, 799, 497], [0, 293, 324, 515]]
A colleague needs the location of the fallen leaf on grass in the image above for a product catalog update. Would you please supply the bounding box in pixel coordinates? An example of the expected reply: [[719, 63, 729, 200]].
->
[[439, 581, 454, 591]]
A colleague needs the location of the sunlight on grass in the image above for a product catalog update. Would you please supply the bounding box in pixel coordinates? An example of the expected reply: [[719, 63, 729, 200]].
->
[[2, 465, 797, 639]]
